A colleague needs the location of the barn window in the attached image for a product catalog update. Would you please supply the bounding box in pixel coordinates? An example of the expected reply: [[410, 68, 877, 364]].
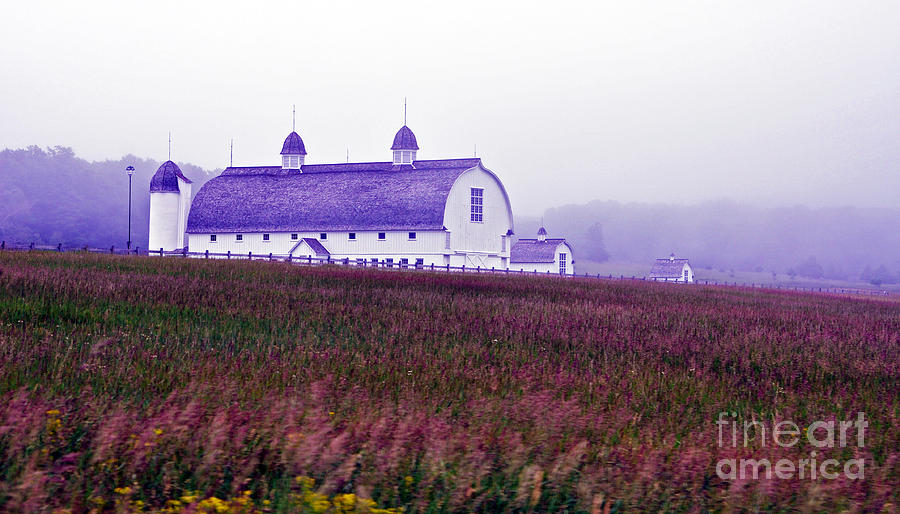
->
[[263, 233, 270, 241], [400, 258, 409, 267], [210, 234, 217, 242], [415, 258, 424, 268], [683, 269, 689, 281], [408, 232, 416, 240], [291, 233, 298, 240], [559, 253, 567, 275], [385, 258, 394, 267], [470, 188, 483, 222], [378, 232, 386, 240], [320, 233, 327, 240], [349, 232, 356, 240], [236, 234, 243, 242]]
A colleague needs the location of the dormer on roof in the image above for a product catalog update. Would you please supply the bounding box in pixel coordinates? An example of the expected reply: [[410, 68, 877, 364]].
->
[[537, 226, 548, 242], [281, 131, 307, 170], [391, 125, 418, 166]]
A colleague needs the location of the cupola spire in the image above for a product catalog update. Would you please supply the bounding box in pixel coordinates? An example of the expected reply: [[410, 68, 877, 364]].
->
[[281, 106, 306, 170], [391, 99, 418, 166]]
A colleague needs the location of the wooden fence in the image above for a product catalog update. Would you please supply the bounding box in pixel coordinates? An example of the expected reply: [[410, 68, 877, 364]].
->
[[0, 240, 895, 298]]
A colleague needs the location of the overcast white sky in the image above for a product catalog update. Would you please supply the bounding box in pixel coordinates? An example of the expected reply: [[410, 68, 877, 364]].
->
[[1, 1, 898, 215]]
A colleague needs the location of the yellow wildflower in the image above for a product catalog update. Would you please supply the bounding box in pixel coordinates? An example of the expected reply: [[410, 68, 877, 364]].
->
[[197, 496, 230, 513], [180, 492, 200, 504], [114, 487, 132, 495]]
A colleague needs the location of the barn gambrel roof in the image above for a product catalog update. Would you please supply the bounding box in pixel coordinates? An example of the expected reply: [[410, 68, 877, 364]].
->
[[186, 159, 482, 234], [510, 238, 571, 263]]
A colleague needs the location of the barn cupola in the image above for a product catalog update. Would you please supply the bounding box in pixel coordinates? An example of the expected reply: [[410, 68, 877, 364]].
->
[[281, 131, 307, 170], [537, 227, 548, 242], [391, 125, 418, 166]]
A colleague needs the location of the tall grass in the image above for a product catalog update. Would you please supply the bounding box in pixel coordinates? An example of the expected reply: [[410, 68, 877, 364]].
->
[[0, 252, 897, 512]]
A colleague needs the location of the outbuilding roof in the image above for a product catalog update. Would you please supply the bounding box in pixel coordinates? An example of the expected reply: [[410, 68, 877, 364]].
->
[[149, 161, 192, 193], [391, 125, 419, 150], [649, 258, 691, 278], [186, 158, 482, 234], [289, 238, 330, 257], [510, 238, 570, 263]]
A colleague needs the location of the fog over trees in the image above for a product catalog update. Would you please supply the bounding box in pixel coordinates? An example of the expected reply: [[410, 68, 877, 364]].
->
[[2, 146, 898, 284]]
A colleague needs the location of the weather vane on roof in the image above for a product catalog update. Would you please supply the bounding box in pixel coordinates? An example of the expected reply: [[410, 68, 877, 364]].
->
[[404, 97, 407, 125], [292, 104, 296, 132], [168, 132, 172, 161]]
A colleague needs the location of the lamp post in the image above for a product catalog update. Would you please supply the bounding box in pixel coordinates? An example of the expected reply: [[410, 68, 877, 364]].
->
[[126, 165, 135, 250]]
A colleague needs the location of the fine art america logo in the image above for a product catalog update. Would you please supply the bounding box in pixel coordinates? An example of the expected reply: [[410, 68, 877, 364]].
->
[[716, 412, 867, 480]]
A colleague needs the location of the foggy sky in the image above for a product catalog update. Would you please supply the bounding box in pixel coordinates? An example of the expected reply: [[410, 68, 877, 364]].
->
[[1, 1, 898, 216]]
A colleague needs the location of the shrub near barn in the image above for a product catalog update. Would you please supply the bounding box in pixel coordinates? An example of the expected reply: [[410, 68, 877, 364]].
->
[[0, 251, 897, 512]]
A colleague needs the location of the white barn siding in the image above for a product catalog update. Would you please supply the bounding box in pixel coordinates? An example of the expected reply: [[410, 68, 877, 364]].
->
[[188, 230, 449, 265], [442, 165, 514, 269]]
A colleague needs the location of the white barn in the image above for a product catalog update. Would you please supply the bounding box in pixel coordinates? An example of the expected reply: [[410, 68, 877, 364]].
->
[[509, 227, 575, 275], [149, 122, 517, 269], [649, 253, 694, 283]]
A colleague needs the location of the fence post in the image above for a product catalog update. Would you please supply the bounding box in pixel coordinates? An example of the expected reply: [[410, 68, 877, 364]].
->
[[30, 242, 35, 251], [287, 254, 292, 263], [57, 243, 62, 252], [1, 241, 4, 250], [477, 266, 481, 273], [269, 252, 273, 261], [227, 250, 231, 259], [248, 251, 252, 260], [205, 249, 209, 259], [462, 264, 466, 272], [308, 256, 312, 265], [183, 247, 187, 257]]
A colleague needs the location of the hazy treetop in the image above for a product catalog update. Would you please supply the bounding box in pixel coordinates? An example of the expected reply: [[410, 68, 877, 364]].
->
[[1, 1, 898, 215]]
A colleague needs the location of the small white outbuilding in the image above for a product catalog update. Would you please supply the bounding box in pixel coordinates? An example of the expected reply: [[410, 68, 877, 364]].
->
[[649, 253, 694, 283], [509, 227, 575, 275]]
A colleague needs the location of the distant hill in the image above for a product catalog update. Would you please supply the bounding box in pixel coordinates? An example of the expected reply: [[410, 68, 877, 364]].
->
[[517, 200, 900, 283], [0, 146, 217, 249], [3, 146, 898, 283]]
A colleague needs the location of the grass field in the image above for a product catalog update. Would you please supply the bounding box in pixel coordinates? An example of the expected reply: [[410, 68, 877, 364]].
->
[[0, 252, 897, 512]]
